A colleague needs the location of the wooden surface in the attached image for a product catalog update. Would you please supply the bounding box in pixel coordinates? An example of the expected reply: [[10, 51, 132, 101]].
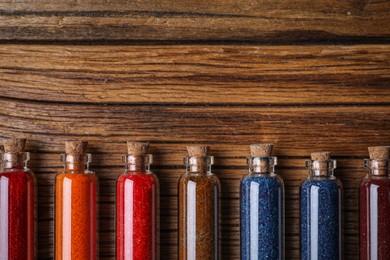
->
[[0, 0, 390, 259], [0, 0, 389, 42], [1, 45, 389, 105]]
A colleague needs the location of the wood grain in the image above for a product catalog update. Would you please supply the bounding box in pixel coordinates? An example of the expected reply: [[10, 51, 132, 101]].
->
[[0, 0, 389, 41], [1, 0, 389, 258], [0, 45, 389, 105], [0, 99, 389, 156], [0, 92, 389, 259]]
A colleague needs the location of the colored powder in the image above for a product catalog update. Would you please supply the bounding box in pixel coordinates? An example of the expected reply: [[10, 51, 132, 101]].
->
[[55, 173, 97, 260], [0, 170, 35, 260], [178, 175, 220, 259], [240, 174, 284, 259], [300, 179, 342, 259], [360, 177, 390, 259], [116, 171, 159, 259]]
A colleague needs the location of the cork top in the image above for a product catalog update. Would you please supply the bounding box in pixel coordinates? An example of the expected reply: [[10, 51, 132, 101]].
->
[[187, 145, 210, 157], [250, 143, 273, 157], [368, 146, 390, 160], [3, 138, 26, 153], [311, 151, 331, 161], [65, 141, 87, 160], [127, 142, 149, 155]]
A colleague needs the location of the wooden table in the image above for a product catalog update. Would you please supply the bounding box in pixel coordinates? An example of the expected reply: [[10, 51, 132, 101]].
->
[[0, 0, 389, 258]]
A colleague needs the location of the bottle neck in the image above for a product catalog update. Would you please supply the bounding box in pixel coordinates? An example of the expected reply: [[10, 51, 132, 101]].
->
[[365, 159, 389, 176], [184, 156, 213, 175], [247, 157, 277, 174], [61, 154, 91, 174], [306, 159, 336, 178], [123, 154, 152, 172], [1, 152, 29, 170]]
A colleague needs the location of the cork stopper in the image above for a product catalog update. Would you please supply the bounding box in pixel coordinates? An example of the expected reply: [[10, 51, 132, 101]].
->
[[3, 138, 26, 153], [311, 151, 331, 161], [368, 146, 390, 160], [127, 142, 149, 156], [250, 144, 273, 157], [187, 145, 210, 157], [65, 141, 87, 161]]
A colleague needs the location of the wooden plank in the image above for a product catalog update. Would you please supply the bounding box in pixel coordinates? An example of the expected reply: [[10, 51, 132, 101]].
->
[[0, 99, 389, 156], [0, 0, 389, 41], [0, 45, 389, 104]]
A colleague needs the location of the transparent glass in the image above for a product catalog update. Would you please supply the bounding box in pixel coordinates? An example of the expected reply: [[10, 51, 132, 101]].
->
[[300, 159, 343, 260], [0, 152, 35, 260], [178, 156, 220, 260], [240, 156, 284, 260], [360, 159, 390, 259], [55, 154, 98, 260], [116, 154, 159, 260]]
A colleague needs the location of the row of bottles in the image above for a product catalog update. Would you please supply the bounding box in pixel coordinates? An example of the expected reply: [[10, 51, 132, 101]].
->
[[0, 139, 389, 259]]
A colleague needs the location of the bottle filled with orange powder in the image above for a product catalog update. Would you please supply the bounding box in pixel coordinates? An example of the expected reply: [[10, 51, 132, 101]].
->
[[55, 141, 98, 260]]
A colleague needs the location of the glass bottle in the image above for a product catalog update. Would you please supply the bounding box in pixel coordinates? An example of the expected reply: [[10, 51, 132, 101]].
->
[[360, 146, 390, 259], [300, 152, 343, 260], [240, 144, 284, 259], [0, 138, 35, 260], [116, 142, 159, 260], [178, 145, 220, 260], [55, 141, 98, 260]]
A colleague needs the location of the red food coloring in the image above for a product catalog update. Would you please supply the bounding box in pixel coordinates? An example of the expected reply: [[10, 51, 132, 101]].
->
[[0, 170, 35, 260], [116, 171, 158, 259], [360, 178, 390, 259]]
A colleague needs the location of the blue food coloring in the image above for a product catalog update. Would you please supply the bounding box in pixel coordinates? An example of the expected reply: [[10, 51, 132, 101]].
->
[[300, 179, 342, 260], [241, 174, 284, 260]]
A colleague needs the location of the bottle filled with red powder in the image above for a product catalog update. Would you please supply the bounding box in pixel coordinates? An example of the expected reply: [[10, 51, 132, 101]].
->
[[55, 141, 98, 260], [0, 138, 35, 260], [360, 146, 390, 259], [116, 142, 159, 260]]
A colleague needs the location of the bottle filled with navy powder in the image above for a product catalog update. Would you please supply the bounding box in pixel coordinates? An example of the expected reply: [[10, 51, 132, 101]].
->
[[240, 144, 284, 259], [300, 151, 343, 260]]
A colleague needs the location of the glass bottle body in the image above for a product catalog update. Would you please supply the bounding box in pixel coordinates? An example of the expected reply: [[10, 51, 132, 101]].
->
[[240, 157, 284, 260], [178, 156, 220, 260], [0, 152, 35, 260], [300, 160, 343, 260], [55, 155, 98, 260], [116, 155, 159, 260], [360, 160, 390, 259]]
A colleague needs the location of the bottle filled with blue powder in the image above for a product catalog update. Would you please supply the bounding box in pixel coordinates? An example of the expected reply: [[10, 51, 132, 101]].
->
[[300, 151, 343, 260], [241, 143, 284, 260]]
